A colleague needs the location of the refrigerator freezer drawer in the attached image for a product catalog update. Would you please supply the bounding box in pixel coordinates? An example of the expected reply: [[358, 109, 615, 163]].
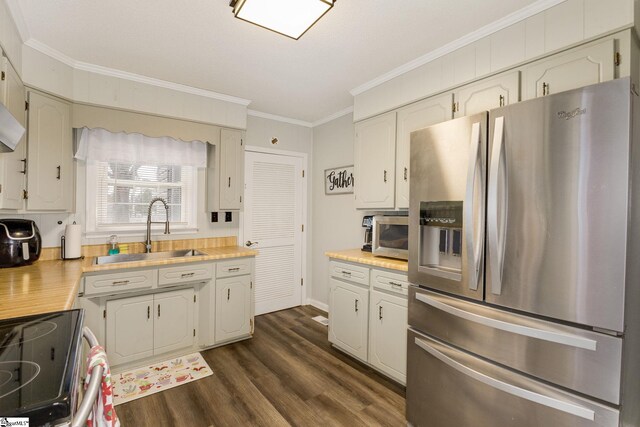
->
[[408, 286, 623, 405], [406, 329, 620, 427]]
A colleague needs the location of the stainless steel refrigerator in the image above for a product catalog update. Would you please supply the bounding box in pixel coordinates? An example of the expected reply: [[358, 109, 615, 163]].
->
[[407, 77, 640, 427]]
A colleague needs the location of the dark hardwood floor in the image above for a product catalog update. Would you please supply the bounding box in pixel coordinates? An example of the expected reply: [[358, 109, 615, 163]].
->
[[116, 305, 406, 427]]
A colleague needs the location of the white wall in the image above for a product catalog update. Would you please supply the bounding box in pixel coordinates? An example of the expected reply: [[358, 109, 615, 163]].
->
[[311, 113, 362, 307]]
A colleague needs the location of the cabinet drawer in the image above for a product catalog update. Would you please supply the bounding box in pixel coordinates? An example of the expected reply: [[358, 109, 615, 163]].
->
[[85, 269, 156, 296], [329, 261, 369, 286], [217, 258, 252, 278], [371, 268, 409, 296], [158, 263, 213, 286]]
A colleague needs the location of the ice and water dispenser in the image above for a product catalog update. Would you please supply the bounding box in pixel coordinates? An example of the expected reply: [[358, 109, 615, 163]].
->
[[419, 201, 463, 279]]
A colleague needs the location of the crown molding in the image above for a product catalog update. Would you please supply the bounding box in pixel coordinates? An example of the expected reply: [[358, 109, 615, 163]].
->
[[350, 0, 566, 96], [248, 109, 313, 127], [4, 0, 30, 42], [312, 106, 353, 127], [23, 38, 252, 106]]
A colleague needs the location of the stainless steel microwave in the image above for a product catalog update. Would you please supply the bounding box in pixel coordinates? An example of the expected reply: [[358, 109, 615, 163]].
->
[[372, 215, 409, 260]]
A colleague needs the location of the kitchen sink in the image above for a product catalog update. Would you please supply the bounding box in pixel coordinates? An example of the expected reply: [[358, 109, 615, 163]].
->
[[93, 249, 207, 265]]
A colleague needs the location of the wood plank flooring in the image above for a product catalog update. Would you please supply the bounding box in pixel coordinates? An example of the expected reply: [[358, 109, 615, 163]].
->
[[116, 305, 406, 427]]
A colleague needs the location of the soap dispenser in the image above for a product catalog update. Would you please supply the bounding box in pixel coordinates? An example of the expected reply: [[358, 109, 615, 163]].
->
[[108, 234, 120, 255]]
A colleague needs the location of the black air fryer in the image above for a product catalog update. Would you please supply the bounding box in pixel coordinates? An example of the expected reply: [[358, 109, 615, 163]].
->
[[0, 219, 42, 267]]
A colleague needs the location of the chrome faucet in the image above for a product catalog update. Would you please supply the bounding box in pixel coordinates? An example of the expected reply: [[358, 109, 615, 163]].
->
[[146, 197, 170, 253]]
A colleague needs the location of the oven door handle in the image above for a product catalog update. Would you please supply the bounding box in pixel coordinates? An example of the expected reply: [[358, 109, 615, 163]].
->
[[71, 327, 104, 427]]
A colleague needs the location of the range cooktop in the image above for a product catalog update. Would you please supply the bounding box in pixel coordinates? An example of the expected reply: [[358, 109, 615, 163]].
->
[[0, 309, 84, 426]]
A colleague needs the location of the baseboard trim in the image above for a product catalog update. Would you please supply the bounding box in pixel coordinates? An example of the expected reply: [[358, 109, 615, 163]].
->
[[307, 299, 329, 313]]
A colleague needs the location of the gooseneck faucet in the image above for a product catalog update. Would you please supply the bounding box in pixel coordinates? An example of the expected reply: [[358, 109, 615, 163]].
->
[[146, 197, 170, 253]]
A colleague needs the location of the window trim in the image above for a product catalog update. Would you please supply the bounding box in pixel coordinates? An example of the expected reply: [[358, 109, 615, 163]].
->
[[85, 160, 198, 235]]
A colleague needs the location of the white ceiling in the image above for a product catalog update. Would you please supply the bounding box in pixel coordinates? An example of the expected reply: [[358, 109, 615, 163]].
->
[[12, 0, 543, 124]]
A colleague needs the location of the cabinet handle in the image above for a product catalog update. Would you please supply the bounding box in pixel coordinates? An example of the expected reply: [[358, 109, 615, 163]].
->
[[56, 165, 61, 180], [383, 170, 387, 183], [147, 306, 150, 320], [389, 281, 403, 288], [341, 270, 351, 276], [181, 272, 195, 278], [542, 82, 549, 96], [379, 305, 383, 320], [499, 94, 505, 107], [228, 177, 231, 187], [112, 280, 130, 286], [227, 288, 231, 300], [20, 159, 27, 174], [404, 167, 408, 181], [355, 299, 359, 312], [228, 267, 240, 272], [158, 304, 161, 318]]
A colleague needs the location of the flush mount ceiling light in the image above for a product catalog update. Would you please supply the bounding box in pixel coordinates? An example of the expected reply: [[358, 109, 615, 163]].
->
[[230, 0, 335, 40]]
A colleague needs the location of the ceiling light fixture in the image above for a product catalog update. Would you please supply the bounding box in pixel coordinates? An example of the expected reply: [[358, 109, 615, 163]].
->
[[230, 0, 335, 40]]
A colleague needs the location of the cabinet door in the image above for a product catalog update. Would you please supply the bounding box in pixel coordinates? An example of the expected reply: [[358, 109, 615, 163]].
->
[[354, 112, 396, 209], [153, 288, 195, 355], [106, 294, 154, 366], [0, 58, 25, 210], [215, 275, 251, 343], [328, 277, 369, 361], [522, 39, 615, 100], [369, 290, 408, 384], [396, 94, 453, 209], [219, 128, 244, 210], [26, 91, 72, 211], [454, 71, 520, 118]]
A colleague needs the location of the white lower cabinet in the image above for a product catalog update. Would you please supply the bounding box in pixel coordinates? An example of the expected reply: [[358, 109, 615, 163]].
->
[[329, 277, 370, 362], [328, 260, 408, 384], [215, 275, 252, 343], [106, 288, 194, 366], [106, 294, 155, 366], [369, 290, 408, 384], [153, 288, 195, 354]]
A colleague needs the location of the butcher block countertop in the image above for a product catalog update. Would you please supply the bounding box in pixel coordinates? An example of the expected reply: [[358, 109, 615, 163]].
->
[[0, 246, 256, 321], [325, 249, 408, 272]]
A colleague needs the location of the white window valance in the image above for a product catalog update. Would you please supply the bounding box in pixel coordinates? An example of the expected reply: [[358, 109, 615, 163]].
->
[[75, 127, 207, 168]]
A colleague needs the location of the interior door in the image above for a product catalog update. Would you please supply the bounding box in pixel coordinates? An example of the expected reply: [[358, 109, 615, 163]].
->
[[244, 151, 303, 315]]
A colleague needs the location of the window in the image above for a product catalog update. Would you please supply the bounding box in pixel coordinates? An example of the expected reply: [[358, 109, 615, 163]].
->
[[86, 160, 197, 234]]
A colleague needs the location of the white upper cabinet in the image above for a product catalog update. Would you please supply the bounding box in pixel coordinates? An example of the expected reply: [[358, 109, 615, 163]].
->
[[354, 112, 396, 209], [26, 91, 73, 211], [0, 57, 26, 210], [522, 38, 615, 100], [395, 94, 453, 209], [454, 71, 520, 118], [219, 128, 244, 210], [207, 128, 244, 212]]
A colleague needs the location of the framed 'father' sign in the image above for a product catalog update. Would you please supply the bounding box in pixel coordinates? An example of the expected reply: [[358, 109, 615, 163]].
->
[[325, 165, 354, 195]]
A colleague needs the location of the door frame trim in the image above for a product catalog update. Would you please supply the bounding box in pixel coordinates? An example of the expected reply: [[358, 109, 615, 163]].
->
[[241, 144, 309, 308]]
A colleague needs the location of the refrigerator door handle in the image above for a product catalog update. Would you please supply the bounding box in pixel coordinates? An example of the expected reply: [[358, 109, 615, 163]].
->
[[464, 121, 484, 291], [414, 336, 596, 421], [414, 292, 597, 351], [488, 116, 507, 295]]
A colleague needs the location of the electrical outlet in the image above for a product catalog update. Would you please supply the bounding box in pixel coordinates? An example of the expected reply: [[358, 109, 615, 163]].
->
[[211, 212, 218, 222], [225, 212, 232, 222]]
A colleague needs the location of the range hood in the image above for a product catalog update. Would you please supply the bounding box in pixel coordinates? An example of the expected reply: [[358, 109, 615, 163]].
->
[[0, 102, 25, 152]]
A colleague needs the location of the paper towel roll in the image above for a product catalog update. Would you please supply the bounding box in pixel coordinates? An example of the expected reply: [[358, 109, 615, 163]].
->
[[62, 223, 82, 259]]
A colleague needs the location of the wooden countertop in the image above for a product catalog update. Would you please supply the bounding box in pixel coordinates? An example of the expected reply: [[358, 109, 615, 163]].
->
[[325, 249, 408, 272], [0, 246, 256, 320]]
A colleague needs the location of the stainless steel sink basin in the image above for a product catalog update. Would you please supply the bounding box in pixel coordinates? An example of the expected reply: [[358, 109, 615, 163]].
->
[[93, 249, 207, 265]]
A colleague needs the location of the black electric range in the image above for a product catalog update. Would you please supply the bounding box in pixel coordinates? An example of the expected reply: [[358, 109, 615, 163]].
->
[[0, 309, 84, 426]]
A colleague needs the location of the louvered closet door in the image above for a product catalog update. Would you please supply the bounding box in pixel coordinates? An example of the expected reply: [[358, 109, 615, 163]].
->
[[244, 151, 303, 315]]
